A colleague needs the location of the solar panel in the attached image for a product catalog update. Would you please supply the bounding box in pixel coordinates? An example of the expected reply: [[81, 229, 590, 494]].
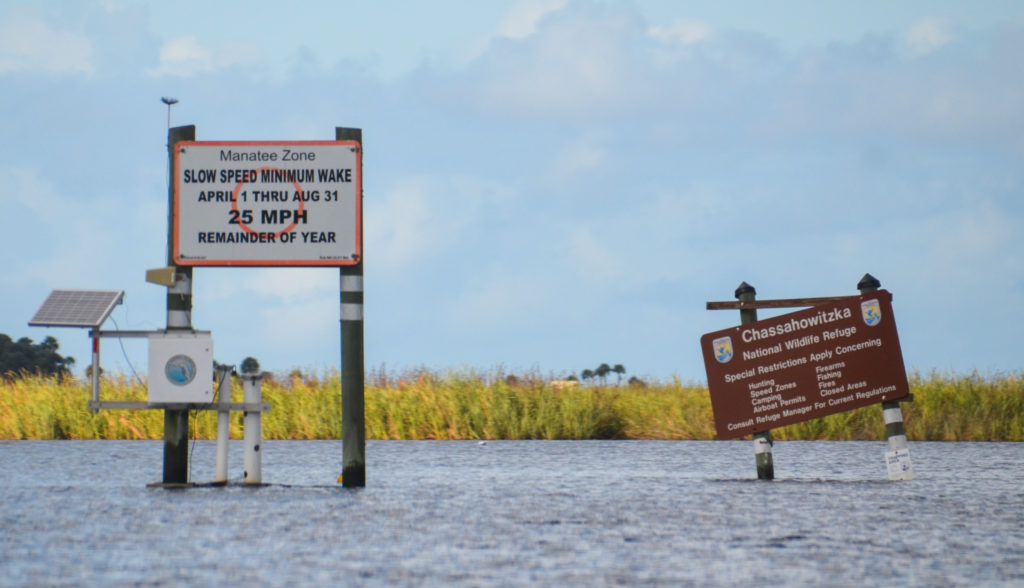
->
[[29, 289, 125, 328]]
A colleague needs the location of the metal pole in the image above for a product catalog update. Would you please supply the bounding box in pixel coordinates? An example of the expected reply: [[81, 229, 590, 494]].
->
[[89, 331, 100, 412], [243, 373, 263, 485], [858, 273, 914, 480], [337, 127, 365, 487], [163, 124, 195, 485], [737, 282, 774, 480], [161, 97, 178, 131], [214, 365, 233, 484]]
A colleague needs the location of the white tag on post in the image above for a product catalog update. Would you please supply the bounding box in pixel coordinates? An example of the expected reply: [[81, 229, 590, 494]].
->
[[885, 448, 914, 481]]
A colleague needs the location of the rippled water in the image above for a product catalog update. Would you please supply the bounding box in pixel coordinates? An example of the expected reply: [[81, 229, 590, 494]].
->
[[1, 440, 1022, 586]]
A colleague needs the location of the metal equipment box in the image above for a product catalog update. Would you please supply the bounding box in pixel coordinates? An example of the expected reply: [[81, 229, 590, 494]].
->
[[148, 331, 213, 403]]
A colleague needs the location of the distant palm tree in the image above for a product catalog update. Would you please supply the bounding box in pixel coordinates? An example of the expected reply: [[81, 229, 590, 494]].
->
[[612, 364, 626, 384], [595, 363, 611, 385], [581, 369, 595, 383]]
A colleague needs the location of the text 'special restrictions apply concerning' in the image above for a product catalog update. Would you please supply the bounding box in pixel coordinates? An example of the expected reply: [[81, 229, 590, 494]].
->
[[700, 291, 910, 439], [173, 141, 361, 267]]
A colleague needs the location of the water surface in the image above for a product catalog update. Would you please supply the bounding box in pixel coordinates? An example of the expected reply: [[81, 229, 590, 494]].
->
[[1, 440, 1021, 586]]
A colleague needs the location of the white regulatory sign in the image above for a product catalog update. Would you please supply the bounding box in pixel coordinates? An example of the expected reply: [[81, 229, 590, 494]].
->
[[173, 140, 361, 266]]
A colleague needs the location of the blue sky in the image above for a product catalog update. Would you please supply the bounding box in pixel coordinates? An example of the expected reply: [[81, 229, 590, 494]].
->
[[2, 0, 1023, 383]]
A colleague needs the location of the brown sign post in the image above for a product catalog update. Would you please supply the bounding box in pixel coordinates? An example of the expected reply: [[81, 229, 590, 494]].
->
[[701, 290, 909, 440]]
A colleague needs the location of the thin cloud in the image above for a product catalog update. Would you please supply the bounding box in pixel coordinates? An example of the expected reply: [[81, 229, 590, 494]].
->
[[549, 135, 607, 178], [648, 18, 713, 46], [461, 3, 653, 117], [0, 14, 94, 75], [366, 175, 510, 271], [565, 226, 625, 282], [907, 17, 953, 56], [146, 36, 262, 77], [366, 182, 439, 271], [496, 0, 569, 39], [147, 36, 214, 77]]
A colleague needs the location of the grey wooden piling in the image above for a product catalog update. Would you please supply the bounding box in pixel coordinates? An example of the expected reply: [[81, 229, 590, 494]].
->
[[214, 365, 233, 484], [242, 373, 263, 485], [736, 282, 774, 480], [163, 124, 195, 485], [336, 127, 365, 487], [857, 273, 914, 480]]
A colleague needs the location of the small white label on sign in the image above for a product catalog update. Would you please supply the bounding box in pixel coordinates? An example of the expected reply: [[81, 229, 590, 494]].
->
[[885, 448, 914, 481]]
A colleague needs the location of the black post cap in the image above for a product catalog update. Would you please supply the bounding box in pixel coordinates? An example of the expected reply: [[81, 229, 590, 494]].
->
[[857, 273, 881, 291], [734, 281, 756, 299]]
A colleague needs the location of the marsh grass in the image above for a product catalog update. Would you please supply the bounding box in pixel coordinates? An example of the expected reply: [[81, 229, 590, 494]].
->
[[1, 369, 1022, 441]]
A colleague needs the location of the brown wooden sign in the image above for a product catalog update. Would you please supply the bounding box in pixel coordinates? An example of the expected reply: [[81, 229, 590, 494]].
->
[[701, 290, 909, 439]]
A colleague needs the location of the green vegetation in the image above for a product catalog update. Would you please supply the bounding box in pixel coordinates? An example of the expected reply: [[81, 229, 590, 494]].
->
[[0, 335, 75, 380], [0, 369, 1022, 441]]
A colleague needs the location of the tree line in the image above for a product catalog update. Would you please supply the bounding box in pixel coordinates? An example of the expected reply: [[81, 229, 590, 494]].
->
[[1, 333, 645, 389], [572, 363, 642, 386], [0, 334, 75, 380]]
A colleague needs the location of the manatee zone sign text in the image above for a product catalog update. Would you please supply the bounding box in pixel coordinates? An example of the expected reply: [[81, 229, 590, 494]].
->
[[173, 141, 361, 266], [701, 291, 909, 439]]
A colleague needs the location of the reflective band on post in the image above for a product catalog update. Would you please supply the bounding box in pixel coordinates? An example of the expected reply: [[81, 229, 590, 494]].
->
[[167, 310, 191, 328], [883, 407, 904, 425], [754, 437, 772, 454], [341, 303, 363, 321], [341, 275, 363, 292]]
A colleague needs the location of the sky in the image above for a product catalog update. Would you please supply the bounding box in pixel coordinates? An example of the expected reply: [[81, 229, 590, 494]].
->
[[2, 0, 1023, 384]]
